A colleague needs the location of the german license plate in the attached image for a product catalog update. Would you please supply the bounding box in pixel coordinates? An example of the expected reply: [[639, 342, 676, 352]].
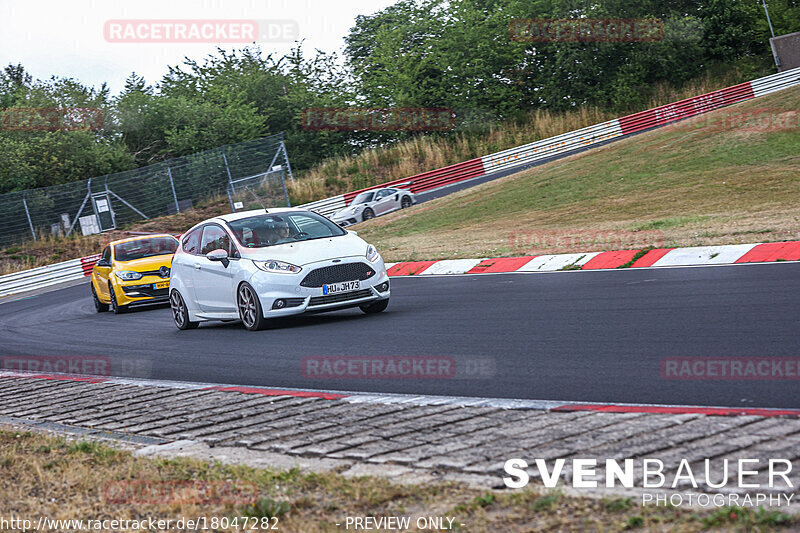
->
[[323, 280, 359, 295], [153, 281, 169, 290]]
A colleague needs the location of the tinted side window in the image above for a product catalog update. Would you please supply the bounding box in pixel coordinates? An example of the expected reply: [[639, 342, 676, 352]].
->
[[182, 228, 202, 255], [200, 225, 231, 255], [101, 246, 111, 262]]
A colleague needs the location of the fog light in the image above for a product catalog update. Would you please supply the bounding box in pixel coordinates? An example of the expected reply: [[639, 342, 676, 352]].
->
[[376, 281, 390, 292], [272, 299, 286, 309]]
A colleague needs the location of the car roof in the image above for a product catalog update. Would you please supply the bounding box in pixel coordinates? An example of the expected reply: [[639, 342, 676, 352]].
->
[[213, 207, 310, 223], [107, 234, 178, 247]]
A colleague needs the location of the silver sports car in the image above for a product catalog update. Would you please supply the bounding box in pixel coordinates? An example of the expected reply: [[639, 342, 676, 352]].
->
[[331, 186, 416, 227]]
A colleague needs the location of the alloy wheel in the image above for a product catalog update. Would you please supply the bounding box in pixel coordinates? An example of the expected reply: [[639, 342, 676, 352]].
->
[[238, 285, 257, 329], [170, 291, 185, 327]]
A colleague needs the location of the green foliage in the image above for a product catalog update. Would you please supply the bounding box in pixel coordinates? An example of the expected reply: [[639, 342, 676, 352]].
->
[[532, 493, 560, 511], [473, 493, 495, 507], [243, 497, 291, 519], [3, 0, 799, 195]]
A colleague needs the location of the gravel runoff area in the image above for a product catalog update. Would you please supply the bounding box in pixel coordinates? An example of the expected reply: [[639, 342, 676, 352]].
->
[[0, 374, 798, 513]]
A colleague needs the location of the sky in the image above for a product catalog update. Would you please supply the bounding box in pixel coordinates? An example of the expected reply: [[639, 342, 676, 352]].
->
[[0, 0, 397, 95]]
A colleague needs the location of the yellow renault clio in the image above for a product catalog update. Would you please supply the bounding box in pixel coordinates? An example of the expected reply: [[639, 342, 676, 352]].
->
[[90, 234, 179, 314]]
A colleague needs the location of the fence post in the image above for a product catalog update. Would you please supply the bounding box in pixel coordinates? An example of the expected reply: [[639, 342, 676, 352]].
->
[[22, 192, 36, 242], [221, 148, 236, 211], [66, 178, 92, 237], [167, 165, 181, 213], [104, 176, 117, 229], [280, 140, 295, 182]]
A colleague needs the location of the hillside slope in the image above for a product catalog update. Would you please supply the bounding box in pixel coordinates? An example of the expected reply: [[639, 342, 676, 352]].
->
[[357, 86, 800, 262]]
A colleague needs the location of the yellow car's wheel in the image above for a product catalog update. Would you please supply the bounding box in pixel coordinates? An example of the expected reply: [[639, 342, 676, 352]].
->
[[91, 283, 109, 313], [108, 283, 128, 314]]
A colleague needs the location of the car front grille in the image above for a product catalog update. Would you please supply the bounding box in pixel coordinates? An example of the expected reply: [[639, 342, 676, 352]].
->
[[309, 289, 373, 307], [138, 268, 170, 278], [121, 285, 169, 298], [300, 262, 375, 288]]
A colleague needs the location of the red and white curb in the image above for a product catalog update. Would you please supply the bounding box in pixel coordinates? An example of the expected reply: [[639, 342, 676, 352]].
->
[[2, 241, 799, 300], [2, 370, 798, 418], [385, 241, 800, 277]]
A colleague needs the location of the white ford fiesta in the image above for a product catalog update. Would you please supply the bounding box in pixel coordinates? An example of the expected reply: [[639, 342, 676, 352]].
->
[[169, 208, 390, 331]]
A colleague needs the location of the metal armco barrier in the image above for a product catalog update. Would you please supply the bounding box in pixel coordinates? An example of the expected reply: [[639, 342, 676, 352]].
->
[[0, 254, 99, 298], [300, 66, 800, 217]]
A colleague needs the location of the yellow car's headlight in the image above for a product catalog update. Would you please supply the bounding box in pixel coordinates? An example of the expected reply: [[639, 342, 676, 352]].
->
[[114, 270, 143, 281]]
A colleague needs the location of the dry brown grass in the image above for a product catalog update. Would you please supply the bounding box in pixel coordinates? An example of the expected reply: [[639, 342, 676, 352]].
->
[[2, 428, 781, 532], [287, 68, 760, 205]]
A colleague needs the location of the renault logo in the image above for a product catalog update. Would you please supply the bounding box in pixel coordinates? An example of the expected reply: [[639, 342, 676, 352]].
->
[[159, 266, 170, 278]]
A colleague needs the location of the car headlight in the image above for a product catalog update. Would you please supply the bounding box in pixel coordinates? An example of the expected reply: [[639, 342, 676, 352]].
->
[[366, 244, 380, 263], [253, 260, 302, 274], [114, 270, 143, 281]]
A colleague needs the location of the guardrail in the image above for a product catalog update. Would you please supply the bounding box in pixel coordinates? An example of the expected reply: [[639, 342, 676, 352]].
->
[[300, 66, 800, 217], [0, 254, 99, 298], [2, 67, 799, 299]]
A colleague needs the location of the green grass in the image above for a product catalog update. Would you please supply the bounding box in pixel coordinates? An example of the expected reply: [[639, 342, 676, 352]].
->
[[632, 216, 709, 231], [358, 85, 800, 262]]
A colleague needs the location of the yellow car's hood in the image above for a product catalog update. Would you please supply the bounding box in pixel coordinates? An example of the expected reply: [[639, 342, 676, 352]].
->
[[115, 254, 174, 272]]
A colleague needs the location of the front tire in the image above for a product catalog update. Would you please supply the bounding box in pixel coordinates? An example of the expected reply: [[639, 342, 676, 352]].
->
[[108, 283, 128, 314], [362, 208, 375, 222], [237, 283, 267, 331], [170, 290, 199, 330], [360, 299, 389, 314], [91, 283, 109, 313]]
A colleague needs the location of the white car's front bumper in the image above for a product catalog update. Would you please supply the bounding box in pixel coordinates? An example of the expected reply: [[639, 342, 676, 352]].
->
[[248, 257, 390, 317]]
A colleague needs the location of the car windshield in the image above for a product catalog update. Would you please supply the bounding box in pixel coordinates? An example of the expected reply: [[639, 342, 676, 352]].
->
[[227, 211, 347, 248], [114, 236, 178, 262], [352, 191, 374, 204]]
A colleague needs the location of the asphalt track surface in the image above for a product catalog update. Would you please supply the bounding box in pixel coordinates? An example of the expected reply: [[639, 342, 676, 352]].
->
[[1, 262, 799, 409]]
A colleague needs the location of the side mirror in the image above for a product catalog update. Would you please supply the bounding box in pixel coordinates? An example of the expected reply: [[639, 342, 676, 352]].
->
[[206, 249, 230, 268], [348, 230, 358, 236], [96, 258, 110, 268]]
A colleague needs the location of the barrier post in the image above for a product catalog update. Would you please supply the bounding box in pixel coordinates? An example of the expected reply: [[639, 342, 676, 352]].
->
[[221, 149, 236, 211], [22, 192, 36, 242], [167, 165, 181, 213]]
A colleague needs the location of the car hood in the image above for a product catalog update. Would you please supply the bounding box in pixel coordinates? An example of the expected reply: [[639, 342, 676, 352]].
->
[[239, 233, 369, 266], [115, 254, 174, 271]]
